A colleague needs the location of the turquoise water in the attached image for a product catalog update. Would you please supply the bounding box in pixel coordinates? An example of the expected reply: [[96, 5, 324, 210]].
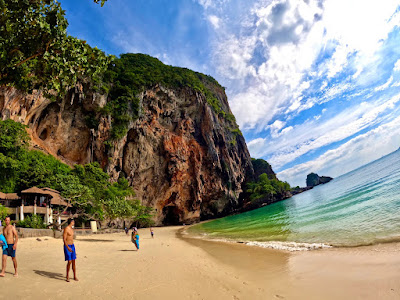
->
[[189, 149, 400, 248]]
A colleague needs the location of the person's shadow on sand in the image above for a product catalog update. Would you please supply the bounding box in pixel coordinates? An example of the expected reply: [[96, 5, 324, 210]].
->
[[118, 249, 137, 252], [34, 270, 65, 281]]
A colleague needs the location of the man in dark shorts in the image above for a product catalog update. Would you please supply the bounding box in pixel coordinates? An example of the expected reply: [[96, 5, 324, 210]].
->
[[0, 216, 18, 277], [63, 218, 78, 282]]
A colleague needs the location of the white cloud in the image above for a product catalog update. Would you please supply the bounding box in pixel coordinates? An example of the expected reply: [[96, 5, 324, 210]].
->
[[205, 0, 400, 130], [196, 0, 214, 9], [248, 93, 400, 168], [325, 44, 351, 78], [247, 137, 267, 158], [208, 15, 221, 29], [277, 114, 400, 186], [281, 126, 293, 134], [195, 0, 230, 10], [209, 0, 325, 129], [374, 76, 394, 91], [267, 119, 286, 137], [394, 59, 400, 72]]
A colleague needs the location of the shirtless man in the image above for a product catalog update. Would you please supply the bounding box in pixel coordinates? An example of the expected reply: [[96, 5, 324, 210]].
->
[[63, 218, 78, 282], [0, 216, 18, 277]]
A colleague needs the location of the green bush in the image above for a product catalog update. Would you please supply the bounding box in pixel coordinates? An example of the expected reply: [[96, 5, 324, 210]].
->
[[17, 215, 46, 229]]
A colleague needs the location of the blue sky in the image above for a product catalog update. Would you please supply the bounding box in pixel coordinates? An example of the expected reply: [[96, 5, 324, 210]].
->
[[59, 0, 400, 186]]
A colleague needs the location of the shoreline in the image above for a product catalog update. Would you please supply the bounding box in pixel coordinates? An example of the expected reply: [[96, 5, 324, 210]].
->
[[1, 226, 399, 299], [179, 227, 400, 299], [179, 226, 333, 251], [183, 222, 400, 251]]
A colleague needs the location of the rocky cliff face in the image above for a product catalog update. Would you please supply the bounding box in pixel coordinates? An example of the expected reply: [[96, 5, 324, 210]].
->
[[0, 84, 254, 225]]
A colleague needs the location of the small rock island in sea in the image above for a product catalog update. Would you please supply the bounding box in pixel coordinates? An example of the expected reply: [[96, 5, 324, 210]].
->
[[306, 173, 333, 187]]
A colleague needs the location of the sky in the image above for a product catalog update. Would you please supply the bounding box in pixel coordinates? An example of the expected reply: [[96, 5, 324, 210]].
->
[[59, 0, 400, 187]]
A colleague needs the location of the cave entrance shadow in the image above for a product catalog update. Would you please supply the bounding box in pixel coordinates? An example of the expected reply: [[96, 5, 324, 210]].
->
[[162, 205, 180, 225], [34, 270, 65, 281]]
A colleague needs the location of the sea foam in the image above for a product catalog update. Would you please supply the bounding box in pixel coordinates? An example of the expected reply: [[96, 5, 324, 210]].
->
[[245, 241, 332, 251]]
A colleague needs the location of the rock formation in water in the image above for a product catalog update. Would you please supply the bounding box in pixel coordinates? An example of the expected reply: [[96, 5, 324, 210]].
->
[[0, 80, 254, 225], [306, 173, 333, 187]]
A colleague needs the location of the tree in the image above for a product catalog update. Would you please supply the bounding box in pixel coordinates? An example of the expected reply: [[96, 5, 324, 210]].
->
[[246, 172, 291, 202], [0, 0, 111, 99], [0, 204, 8, 222], [0, 119, 30, 192], [0, 119, 29, 155], [53, 173, 102, 220], [133, 204, 154, 227], [0, 153, 19, 192]]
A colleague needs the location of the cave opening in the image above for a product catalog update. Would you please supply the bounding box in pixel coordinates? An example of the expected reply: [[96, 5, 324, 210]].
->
[[39, 128, 48, 140], [162, 206, 180, 225]]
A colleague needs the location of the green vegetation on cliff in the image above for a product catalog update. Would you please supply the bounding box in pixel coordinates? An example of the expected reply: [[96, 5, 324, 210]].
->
[[0, 119, 153, 223], [245, 158, 291, 202], [246, 173, 291, 201], [103, 53, 231, 139], [251, 158, 277, 179]]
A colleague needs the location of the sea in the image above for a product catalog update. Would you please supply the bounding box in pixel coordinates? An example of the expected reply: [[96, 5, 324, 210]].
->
[[188, 149, 400, 251]]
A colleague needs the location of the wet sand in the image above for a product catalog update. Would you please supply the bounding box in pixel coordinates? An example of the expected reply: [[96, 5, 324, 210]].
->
[[1, 226, 399, 299]]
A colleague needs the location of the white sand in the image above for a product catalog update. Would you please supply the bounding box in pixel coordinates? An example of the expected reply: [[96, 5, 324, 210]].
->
[[1, 226, 399, 299]]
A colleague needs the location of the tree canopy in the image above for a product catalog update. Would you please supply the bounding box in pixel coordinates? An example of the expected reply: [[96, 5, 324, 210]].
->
[[0, 0, 111, 99]]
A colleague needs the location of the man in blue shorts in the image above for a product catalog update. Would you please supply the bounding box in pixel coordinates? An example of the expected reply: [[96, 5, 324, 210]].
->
[[63, 218, 78, 282], [0, 216, 18, 277]]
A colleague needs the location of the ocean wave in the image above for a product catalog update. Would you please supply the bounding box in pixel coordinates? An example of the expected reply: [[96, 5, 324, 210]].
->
[[245, 241, 333, 251], [182, 228, 333, 251]]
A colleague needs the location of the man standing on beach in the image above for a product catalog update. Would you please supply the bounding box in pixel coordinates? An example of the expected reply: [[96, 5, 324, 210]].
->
[[63, 218, 78, 282], [150, 227, 154, 238], [0, 216, 18, 277]]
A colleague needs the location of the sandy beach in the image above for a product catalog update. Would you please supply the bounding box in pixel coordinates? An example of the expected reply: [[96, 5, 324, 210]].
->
[[1, 226, 399, 300]]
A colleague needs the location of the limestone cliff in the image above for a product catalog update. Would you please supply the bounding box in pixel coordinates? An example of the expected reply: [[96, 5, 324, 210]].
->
[[0, 82, 254, 225]]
